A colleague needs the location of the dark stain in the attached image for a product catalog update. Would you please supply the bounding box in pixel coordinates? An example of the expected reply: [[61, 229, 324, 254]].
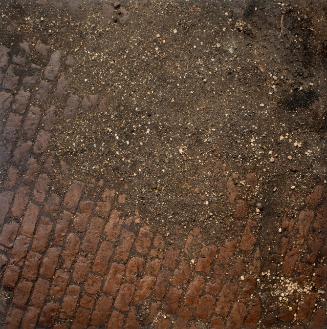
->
[[281, 88, 319, 111]]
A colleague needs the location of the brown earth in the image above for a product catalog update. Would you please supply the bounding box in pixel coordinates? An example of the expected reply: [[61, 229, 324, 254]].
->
[[0, 0, 326, 328]]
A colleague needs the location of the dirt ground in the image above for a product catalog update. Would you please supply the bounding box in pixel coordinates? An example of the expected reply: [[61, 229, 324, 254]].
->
[[1, 0, 326, 238], [0, 0, 326, 328]]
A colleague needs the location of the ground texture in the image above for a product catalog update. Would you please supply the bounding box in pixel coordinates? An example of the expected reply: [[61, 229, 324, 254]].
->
[[0, 0, 326, 328]]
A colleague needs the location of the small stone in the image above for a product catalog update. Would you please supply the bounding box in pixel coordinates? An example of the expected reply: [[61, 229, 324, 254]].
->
[[256, 202, 263, 210]]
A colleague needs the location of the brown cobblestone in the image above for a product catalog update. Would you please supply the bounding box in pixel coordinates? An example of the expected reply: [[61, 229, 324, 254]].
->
[[115, 283, 135, 312], [71, 307, 90, 329], [154, 270, 170, 300], [185, 276, 205, 307], [33, 129, 51, 154], [283, 247, 300, 276], [36, 80, 52, 102], [22, 251, 41, 280], [42, 105, 57, 130], [79, 200, 95, 213], [309, 308, 327, 329], [3, 64, 19, 90], [20, 202, 39, 238], [218, 240, 237, 262], [134, 275, 156, 304], [61, 285, 80, 318], [297, 210, 314, 241], [3, 113, 22, 142], [55, 74, 68, 98], [135, 226, 153, 255], [13, 279, 33, 307], [297, 293, 316, 322], [163, 248, 179, 270], [31, 217, 53, 253], [11, 185, 30, 218], [79, 293, 96, 309], [4, 165, 19, 188], [73, 256, 90, 283], [93, 240, 113, 274], [62, 233, 80, 269], [195, 244, 217, 273], [0, 91, 12, 111], [0, 191, 14, 225], [84, 273, 102, 295], [126, 257, 145, 282], [53, 211, 72, 246], [114, 229, 135, 261], [196, 294, 216, 320], [95, 199, 112, 217], [2, 264, 20, 288], [150, 234, 165, 258], [64, 94, 80, 118], [50, 269, 70, 299], [73, 212, 90, 232], [172, 259, 191, 286], [211, 317, 225, 329], [33, 174, 50, 203], [145, 258, 161, 276], [12, 89, 30, 113], [30, 278, 49, 308], [21, 306, 39, 329], [103, 262, 125, 295], [306, 185, 324, 208], [104, 210, 122, 241], [39, 247, 60, 278], [23, 106, 41, 139], [240, 220, 257, 251], [81, 216, 104, 253], [165, 286, 182, 314], [108, 310, 124, 329], [226, 302, 247, 329], [44, 51, 61, 80], [38, 302, 59, 327], [23, 157, 39, 183], [243, 298, 261, 329], [216, 283, 238, 317], [205, 280, 223, 296], [63, 181, 84, 212], [0, 222, 19, 248], [91, 295, 113, 326], [125, 306, 140, 329], [5, 307, 23, 329], [11, 235, 31, 265]]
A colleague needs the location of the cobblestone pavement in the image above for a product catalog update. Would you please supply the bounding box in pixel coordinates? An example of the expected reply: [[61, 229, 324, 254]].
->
[[0, 1, 327, 329]]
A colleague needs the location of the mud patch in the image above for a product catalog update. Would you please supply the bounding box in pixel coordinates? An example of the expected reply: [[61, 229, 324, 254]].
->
[[281, 89, 319, 111]]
